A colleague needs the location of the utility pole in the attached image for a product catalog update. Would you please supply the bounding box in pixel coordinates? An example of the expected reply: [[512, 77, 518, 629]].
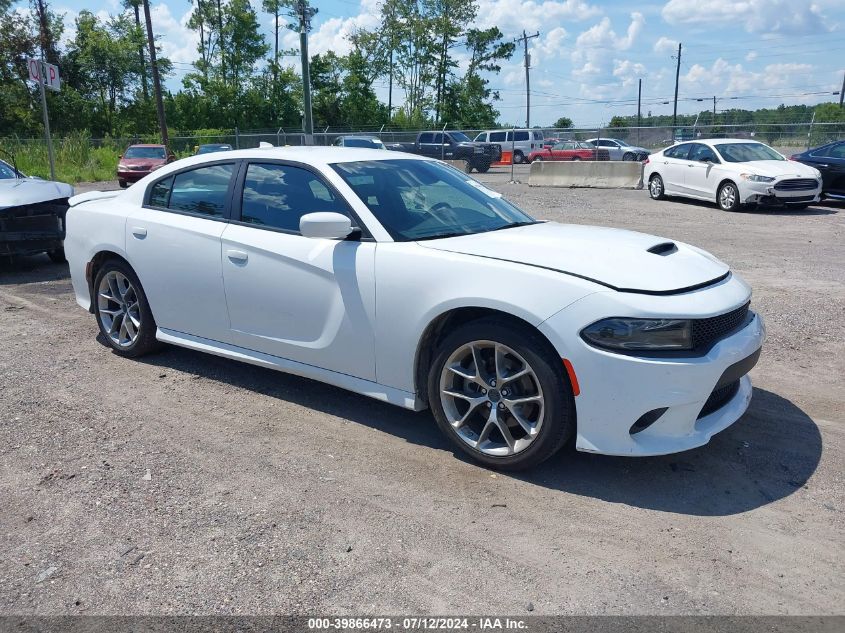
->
[[131, 1, 148, 100], [515, 30, 539, 128], [839, 71, 844, 107], [293, 0, 317, 144], [672, 42, 682, 131], [636, 78, 642, 145], [142, 0, 168, 147], [713, 95, 717, 122]]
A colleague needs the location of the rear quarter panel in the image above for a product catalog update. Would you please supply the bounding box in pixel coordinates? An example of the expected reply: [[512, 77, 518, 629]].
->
[[65, 198, 129, 310]]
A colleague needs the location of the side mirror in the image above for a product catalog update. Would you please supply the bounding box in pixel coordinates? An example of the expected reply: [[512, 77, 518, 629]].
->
[[300, 212, 354, 240]]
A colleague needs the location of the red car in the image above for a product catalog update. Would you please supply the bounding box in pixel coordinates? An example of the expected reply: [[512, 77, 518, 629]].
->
[[117, 144, 175, 188], [528, 141, 610, 163]]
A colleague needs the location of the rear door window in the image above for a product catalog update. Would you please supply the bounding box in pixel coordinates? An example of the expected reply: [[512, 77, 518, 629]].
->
[[514, 131, 530, 141], [489, 132, 506, 142], [419, 133, 433, 143], [665, 144, 692, 160], [168, 164, 236, 217]]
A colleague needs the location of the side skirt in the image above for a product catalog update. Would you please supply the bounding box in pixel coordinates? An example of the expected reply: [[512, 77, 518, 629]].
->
[[156, 327, 425, 412]]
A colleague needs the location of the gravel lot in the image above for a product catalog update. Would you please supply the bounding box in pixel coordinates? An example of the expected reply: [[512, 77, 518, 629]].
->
[[1, 169, 843, 615]]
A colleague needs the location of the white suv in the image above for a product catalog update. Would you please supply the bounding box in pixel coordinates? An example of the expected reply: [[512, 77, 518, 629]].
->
[[474, 129, 545, 164]]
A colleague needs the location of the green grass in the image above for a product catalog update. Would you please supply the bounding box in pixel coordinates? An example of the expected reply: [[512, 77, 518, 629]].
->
[[1, 132, 121, 184]]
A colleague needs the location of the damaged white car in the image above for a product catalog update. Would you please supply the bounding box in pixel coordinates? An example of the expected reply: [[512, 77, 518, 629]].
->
[[0, 155, 74, 263]]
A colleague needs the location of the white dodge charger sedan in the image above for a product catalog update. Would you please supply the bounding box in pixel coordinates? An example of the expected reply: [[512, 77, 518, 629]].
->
[[644, 139, 822, 211], [66, 147, 765, 469]]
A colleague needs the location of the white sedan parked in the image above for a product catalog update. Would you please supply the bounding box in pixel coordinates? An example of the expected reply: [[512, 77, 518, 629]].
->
[[66, 147, 764, 469], [644, 139, 822, 211]]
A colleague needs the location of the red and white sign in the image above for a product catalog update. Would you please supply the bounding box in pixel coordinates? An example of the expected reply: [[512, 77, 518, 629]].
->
[[27, 58, 61, 92]]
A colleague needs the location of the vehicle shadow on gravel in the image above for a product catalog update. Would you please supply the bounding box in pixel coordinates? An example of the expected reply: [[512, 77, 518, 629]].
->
[[662, 196, 839, 216], [0, 254, 70, 285], [524, 387, 822, 516], [130, 342, 820, 517], [130, 344, 455, 452]]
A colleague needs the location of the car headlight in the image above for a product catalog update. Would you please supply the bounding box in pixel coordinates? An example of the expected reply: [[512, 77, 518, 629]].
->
[[117, 163, 127, 170], [581, 318, 692, 351], [740, 173, 775, 183]]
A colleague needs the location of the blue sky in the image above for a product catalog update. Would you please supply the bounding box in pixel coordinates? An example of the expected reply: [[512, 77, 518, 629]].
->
[[21, 0, 845, 126]]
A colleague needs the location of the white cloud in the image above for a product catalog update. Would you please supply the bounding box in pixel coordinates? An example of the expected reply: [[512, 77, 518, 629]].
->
[[474, 0, 601, 32], [282, 0, 380, 57], [570, 13, 645, 89], [613, 59, 646, 87], [653, 36, 677, 55], [661, 0, 830, 35], [681, 58, 817, 95]]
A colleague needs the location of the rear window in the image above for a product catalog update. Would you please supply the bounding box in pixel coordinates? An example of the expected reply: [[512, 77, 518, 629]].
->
[[514, 131, 529, 141]]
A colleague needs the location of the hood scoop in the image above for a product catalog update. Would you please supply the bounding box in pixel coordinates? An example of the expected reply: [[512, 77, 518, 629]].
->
[[647, 241, 678, 256]]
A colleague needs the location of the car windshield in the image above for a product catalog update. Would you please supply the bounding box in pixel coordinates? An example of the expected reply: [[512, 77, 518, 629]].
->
[[715, 143, 784, 163], [450, 132, 471, 142], [197, 144, 231, 154], [0, 160, 19, 179], [343, 138, 383, 148], [331, 159, 538, 241], [124, 146, 166, 159]]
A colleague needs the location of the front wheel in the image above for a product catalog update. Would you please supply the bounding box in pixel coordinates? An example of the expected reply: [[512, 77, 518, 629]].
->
[[622, 152, 635, 161], [428, 318, 575, 470], [649, 174, 665, 200], [532, 155, 543, 162], [718, 181, 742, 212], [93, 260, 162, 358]]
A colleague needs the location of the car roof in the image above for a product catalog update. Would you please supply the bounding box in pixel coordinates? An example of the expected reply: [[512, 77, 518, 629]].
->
[[127, 143, 166, 148], [200, 143, 231, 147], [153, 146, 432, 170], [682, 138, 769, 147]]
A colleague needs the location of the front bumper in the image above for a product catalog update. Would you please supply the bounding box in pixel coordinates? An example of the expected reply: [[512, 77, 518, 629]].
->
[[117, 169, 151, 182], [739, 179, 821, 205], [539, 275, 766, 456]]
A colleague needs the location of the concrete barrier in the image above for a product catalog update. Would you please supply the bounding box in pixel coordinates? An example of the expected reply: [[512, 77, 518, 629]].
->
[[529, 160, 644, 189]]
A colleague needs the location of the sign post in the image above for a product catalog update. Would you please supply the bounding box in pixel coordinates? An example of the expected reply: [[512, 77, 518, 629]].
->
[[27, 58, 60, 181]]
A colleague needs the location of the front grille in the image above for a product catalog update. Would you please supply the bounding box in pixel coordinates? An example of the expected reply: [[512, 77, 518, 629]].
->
[[774, 178, 819, 191], [698, 380, 740, 419], [691, 302, 750, 350]]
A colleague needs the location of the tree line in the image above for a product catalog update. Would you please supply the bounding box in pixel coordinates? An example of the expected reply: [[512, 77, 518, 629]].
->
[[0, 0, 518, 140]]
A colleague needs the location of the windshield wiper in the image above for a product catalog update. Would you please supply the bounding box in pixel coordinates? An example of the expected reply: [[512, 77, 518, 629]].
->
[[485, 220, 542, 233], [414, 231, 472, 241]]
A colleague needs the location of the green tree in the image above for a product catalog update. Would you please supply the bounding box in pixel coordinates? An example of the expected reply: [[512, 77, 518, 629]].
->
[[552, 116, 573, 129]]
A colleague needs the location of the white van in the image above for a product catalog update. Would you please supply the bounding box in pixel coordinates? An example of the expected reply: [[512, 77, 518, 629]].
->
[[473, 129, 545, 163]]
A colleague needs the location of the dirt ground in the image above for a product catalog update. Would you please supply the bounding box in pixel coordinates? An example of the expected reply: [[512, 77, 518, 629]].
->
[[1, 170, 843, 615]]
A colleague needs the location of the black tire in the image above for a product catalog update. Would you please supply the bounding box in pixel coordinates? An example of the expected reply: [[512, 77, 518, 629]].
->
[[571, 156, 581, 161], [463, 161, 473, 173], [47, 247, 66, 263], [427, 317, 575, 470], [118, 179, 128, 189], [533, 155, 543, 162], [512, 150, 524, 164], [649, 174, 665, 200], [786, 203, 809, 210], [474, 161, 491, 173], [717, 181, 742, 212], [622, 152, 635, 161], [93, 259, 162, 358]]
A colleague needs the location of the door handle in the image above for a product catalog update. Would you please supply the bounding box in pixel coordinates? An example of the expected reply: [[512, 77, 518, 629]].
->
[[131, 226, 147, 238], [227, 249, 248, 263], [816, 163, 829, 168]]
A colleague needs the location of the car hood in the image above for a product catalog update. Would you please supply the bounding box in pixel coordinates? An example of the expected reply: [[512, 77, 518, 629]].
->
[[119, 157, 165, 167], [0, 178, 74, 210], [418, 222, 730, 294], [733, 160, 819, 178]]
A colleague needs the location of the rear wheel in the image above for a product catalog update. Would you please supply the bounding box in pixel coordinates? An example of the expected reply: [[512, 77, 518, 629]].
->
[[428, 318, 574, 470], [118, 179, 127, 188], [649, 174, 665, 200], [512, 150, 525, 164], [718, 181, 742, 212], [93, 260, 161, 358]]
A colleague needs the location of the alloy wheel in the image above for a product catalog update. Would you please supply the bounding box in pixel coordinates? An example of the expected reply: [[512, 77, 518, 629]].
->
[[439, 340, 545, 457], [97, 270, 141, 348], [650, 176, 663, 198], [719, 184, 737, 210]]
